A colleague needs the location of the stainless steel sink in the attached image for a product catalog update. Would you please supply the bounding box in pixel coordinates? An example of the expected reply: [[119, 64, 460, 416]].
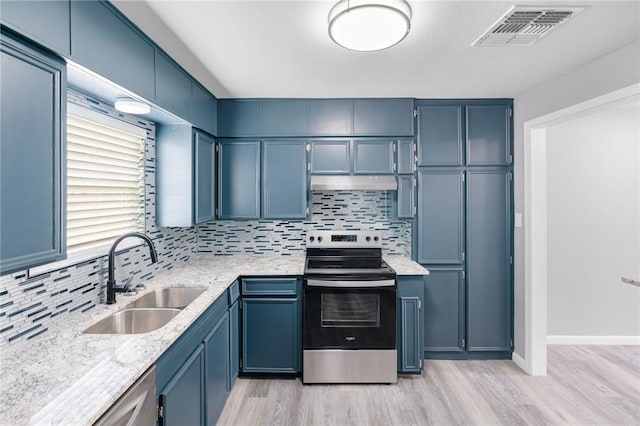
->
[[82, 308, 181, 334], [124, 287, 206, 309]]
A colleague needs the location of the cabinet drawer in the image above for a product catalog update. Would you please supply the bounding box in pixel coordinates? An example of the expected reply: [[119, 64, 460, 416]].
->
[[228, 280, 240, 304], [242, 278, 298, 296]]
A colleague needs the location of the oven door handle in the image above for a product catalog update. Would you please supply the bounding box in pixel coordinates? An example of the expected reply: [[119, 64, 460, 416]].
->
[[305, 279, 395, 288]]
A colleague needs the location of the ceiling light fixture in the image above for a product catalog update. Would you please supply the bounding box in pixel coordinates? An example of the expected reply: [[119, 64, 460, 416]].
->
[[114, 97, 150, 115], [328, 0, 412, 52]]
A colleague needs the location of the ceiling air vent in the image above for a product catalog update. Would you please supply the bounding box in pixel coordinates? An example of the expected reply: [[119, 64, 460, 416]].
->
[[472, 6, 586, 46]]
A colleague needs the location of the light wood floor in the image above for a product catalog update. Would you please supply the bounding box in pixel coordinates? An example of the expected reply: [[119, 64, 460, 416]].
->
[[217, 345, 640, 425]]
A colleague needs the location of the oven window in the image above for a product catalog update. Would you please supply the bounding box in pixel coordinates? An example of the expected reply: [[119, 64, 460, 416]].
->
[[320, 293, 380, 327]]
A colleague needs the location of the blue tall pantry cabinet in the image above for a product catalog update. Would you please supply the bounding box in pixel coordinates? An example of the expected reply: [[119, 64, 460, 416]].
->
[[416, 100, 513, 359]]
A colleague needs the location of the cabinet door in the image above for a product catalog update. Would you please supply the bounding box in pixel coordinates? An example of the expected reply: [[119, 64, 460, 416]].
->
[[466, 105, 511, 166], [352, 140, 395, 174], [417, 104, 463, 166], [397, 176, 415, 219], [424, 268, 464, 353], [1, 32, 66, 275], [262, 141, 308, 219], [397, 275, 424, 373], [155, 50, 192, 121], [417, 170, 464, 264], [398, 297, 422, 372], [262, 100, 309, 136], [159, 344, 204, 426], [217, 100, 261, 137], [397, 139, 415, 174], [309, 99, 352, 136], [242, 297, 300, 373], [466, 170, 511, 352], [70, 1, 155, 101], [192, 82, 217, 136], [0, 0, 70, 55], [218, 141, 260, 219], [353, 99, 414, 136], [310, 140, 351, 174], [195, 131, 215, 224], [204, 312, 230, 426], [229, 300, 240, 388]]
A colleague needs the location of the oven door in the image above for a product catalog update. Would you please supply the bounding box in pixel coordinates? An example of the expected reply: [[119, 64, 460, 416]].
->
[[303, 278, 396, 350]]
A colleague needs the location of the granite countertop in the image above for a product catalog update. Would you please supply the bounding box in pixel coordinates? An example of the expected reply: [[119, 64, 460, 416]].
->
[[384, 255, 430, 275], [0, 253, 425, 425]]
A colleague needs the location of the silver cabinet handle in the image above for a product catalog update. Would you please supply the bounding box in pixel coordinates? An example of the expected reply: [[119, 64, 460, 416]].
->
[[621, 277, 640, 287]]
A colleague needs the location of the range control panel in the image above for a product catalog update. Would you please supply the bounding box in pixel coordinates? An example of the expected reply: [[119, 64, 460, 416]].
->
[[306, 230, 382, 248]]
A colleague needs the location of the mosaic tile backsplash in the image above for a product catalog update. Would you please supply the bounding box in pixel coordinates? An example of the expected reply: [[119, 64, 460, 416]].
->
[[198, 191, 412, 255], [0, 91, 198, 350]]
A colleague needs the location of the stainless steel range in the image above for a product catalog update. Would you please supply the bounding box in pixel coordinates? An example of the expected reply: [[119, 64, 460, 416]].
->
[[303, 230, 397, 384]]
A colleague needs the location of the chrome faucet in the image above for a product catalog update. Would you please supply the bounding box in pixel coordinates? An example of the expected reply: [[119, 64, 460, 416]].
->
[[106, 232, 158, 304]]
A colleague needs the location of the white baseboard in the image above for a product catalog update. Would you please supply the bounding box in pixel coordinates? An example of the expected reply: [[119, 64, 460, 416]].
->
[[547, 335, 640, 345], [511, 352, 529, 373]]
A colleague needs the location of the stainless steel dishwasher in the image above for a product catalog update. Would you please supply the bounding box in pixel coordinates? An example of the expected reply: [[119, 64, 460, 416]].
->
[[95, 366, 156, 426]]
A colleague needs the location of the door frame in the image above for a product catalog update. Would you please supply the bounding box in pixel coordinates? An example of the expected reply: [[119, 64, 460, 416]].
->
[[522, 83, 640, 375]]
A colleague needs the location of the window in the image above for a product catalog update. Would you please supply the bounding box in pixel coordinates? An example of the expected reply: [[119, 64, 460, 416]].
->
[[66, 103, 146, 253]]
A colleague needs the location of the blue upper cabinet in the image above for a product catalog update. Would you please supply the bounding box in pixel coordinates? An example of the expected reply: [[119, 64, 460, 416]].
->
[[218, 140, 261, 219], [353, 99, 414, 136], [417, 104, 463, 166], [262, 100, 309, 136], [218, 99, 414, 137], [217, 100, 261, 137], [156, 126, 215, 227], [309, 99, 352, 135], [353, 140, 395, 174], [397, 139, 415, 174], [1, 31, 66, 275], [192, 82, 218, 136], [396, 175, 415, 219], [310, 140, 351, 174], [466, 105, 511, 166], [195, 131, 215, 224], [70, 1, 155, 101], [155, 50, 192, 121], [0, 0, 71, 56], [262, 141, 309, 219], [417, 169, 464, 265]]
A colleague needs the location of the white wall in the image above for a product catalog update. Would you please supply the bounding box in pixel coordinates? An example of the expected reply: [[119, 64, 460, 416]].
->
[[513, 39, 640, 357], [546, 100, 640, 338]]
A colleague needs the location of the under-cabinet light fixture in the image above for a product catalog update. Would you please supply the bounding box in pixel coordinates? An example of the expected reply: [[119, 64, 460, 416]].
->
[[114, 97, 150, 115], [328, 0, 412, 52]]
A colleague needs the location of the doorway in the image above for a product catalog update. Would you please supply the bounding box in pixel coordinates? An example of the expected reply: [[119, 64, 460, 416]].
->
[[523, 83, 640, 375]]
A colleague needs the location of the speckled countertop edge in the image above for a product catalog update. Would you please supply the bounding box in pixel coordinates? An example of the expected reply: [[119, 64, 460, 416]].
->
[[0, 253, 426, 425]]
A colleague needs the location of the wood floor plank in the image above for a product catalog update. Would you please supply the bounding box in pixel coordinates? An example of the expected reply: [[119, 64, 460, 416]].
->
[[217, 345, 640, 425]]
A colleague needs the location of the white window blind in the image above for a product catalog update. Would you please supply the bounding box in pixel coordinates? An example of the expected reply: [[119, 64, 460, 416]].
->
[[66, 111, 145, 252]]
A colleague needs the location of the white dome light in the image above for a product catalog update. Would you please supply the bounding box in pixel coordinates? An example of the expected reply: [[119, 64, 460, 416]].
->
[[114, 97, 150, 115], [328, 0, 412, 52]]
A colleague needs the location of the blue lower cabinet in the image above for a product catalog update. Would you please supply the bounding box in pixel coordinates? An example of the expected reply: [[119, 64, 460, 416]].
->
[[423, 268, 464, 354], [242, 297, 301, 373], [397, 276, 424, 373], [229, 300, 240, 388], [159, 345, 205, 426], [204, 312, 230, 426]]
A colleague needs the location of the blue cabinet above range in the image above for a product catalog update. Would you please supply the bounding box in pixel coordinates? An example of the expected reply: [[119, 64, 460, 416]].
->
[[217, 98, 414, 138]]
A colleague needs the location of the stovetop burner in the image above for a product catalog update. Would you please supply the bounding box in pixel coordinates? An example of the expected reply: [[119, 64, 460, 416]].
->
[[304, 231, 396, 279]]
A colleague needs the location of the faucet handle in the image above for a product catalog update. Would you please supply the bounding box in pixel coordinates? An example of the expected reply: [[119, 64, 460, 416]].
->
[[121, 275, 138, 297]]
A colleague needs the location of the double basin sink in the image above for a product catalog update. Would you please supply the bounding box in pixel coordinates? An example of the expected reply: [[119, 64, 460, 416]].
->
[[83, 287, 206, 335]]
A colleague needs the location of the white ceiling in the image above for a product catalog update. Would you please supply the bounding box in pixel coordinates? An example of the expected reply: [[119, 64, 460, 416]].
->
[[113, 0, 640, 99]]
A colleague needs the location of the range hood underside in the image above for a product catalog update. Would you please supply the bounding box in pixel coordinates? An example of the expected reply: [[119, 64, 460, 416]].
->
[[310, 175, 398, 191]]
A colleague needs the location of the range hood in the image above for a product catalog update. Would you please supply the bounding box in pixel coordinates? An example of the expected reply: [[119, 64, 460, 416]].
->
[[310, 175, 398, 191]]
